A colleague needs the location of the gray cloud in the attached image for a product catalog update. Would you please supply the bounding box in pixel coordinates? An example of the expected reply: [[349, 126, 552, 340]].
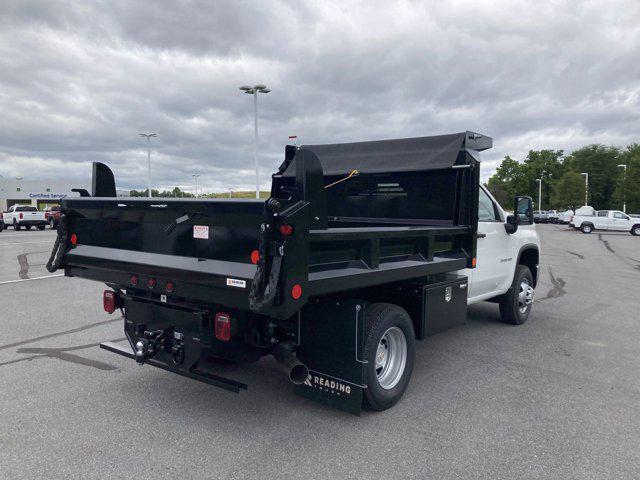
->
[[1, 0, 639, 192]]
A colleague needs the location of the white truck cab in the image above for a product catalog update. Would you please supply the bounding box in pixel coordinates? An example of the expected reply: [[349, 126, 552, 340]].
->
[[573, 210, 640, 236], [3, 204, 47, 230], [459, 185, 540, 325]]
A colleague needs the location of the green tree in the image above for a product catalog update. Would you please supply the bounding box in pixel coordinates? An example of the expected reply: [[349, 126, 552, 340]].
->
[[564, 145, 621, 209], [614, 144, 640, 213], [521, 150, 565, 209], [551, 172, 585, 210], [486, 155, 529, 206]]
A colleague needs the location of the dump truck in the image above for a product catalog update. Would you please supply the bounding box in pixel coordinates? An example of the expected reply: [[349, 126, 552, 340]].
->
[[47, 132, 539, 414]]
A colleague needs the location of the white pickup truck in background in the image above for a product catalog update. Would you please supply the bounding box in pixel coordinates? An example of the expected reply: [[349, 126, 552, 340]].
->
[[3, 204, 47, 230], [572, 209, 640, 236]]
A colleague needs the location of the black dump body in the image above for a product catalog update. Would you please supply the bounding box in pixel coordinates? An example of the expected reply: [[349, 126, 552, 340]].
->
[[50, 131, 490, 412]]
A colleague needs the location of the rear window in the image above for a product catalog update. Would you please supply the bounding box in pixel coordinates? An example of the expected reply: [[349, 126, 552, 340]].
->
[[16, 206, 38, 212]]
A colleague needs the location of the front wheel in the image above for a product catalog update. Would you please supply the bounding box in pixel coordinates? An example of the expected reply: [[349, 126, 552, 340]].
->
[[631, 225, 640, 236], [363, 303, 415, 411], [499, 265, 534, 325], [581, 224, 593, 234]]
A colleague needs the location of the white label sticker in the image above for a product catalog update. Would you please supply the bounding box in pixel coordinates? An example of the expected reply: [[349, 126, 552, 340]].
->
[[160, 294, 167, 303], [226, 278, 246, 289], [193, 225, 209, 239]]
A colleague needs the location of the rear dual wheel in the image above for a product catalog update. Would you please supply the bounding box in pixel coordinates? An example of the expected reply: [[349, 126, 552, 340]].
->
[[363, 303, 415, 411]]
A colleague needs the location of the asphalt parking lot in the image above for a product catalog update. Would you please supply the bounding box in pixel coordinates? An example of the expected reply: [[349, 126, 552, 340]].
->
[[1, 225, 639, 479]]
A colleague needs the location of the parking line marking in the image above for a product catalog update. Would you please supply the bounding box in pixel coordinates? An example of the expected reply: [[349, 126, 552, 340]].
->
[[0, 233, 56, 239], [0, 241, 54, 246], [0, 274, 64, 285]]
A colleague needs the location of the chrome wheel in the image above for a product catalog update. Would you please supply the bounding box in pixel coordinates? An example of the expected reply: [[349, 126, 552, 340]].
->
[[375, 326, 407, 390], [518, 278, 534, 314]]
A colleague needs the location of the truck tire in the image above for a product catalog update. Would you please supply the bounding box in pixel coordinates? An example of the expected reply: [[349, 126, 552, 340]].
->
[[38, 225, 45, 231], [499, 265, 534, 325], [13, 220, 20, 231], [631, 225, 640, 236], [581, 223, 593, 234], [362, 303, 415, 411], [0, 222, 3, 232], [25, 225, 32, 230]]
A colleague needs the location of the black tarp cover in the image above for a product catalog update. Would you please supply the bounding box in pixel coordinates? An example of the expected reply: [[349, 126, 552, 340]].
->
[[298, 132, 472, 176]]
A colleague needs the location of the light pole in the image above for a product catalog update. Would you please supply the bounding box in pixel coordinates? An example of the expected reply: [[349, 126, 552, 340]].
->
[[139, 133, 157, 198], [617, 164, 627, 212], [228, 187, 234, 199], [535, 170, 546, 212], [580, 172, 589, 206], [192, 174, 200, 198], [239, 84, 271, 198]]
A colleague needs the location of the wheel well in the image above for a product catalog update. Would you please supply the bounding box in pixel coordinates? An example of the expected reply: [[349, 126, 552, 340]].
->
[[518, 248, 539, 287]]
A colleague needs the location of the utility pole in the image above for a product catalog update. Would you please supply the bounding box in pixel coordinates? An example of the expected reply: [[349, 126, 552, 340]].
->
[[139, 133, 157, 198], [239, 84, 271, 198]]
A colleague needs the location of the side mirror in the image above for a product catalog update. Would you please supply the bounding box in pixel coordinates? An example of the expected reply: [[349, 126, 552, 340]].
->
[[505, 195, 534, 234], [505, 215, 518, 234]]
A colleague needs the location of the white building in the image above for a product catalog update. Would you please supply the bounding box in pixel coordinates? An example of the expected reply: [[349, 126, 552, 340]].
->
[[0, 178, 90, 211]]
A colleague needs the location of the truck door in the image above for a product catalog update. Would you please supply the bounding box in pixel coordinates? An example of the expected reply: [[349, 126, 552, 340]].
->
[[468, 187, 513, 299], [611, 211, 631, 231], [593, 211, 609, 229]]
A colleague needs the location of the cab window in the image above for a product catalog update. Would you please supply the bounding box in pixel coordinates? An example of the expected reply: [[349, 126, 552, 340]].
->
[[478, 188, 499, 222], [614, 212, 629, 220]]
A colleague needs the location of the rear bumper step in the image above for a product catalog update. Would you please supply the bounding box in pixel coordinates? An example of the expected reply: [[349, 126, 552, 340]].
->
[[100, 341, 248, 393]]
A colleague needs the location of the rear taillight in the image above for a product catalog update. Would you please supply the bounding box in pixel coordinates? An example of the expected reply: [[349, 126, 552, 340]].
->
[[130, 274, 138, 286], [19, 213, 23, 220], [165, 281, 174, 293], [214, 312, 232, 341], [147, 278, 156, 289], [103, 290, 119, 314], [251, 249, 260, 264], [70, 233, 78, 245]]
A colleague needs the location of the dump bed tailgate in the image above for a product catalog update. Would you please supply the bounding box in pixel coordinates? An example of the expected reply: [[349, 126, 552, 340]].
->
[[60, 197, 265, 308]]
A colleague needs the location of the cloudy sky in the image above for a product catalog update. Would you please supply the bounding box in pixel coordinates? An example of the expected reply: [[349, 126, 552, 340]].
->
[[1, 0, 639, 193]]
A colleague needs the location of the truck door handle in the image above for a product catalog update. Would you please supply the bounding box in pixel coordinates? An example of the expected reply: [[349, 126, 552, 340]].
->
[[475, 233, 487, 239]]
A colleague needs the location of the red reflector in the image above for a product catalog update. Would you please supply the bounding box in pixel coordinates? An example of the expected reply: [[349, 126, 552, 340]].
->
[[165, 281, 174, 293], [130, 274, 138, 286], [279, 224, 294, 236], [70, 233, 78, 245], [103, 290, 117, 314], [147, 278, 156, 289], [291, 284, 302, 300], [214, 313, 231, 341], [250, 249, 260, 264]]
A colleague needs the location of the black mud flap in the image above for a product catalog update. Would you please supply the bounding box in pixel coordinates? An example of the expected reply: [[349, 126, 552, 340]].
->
[[294, 299, 368, 415]]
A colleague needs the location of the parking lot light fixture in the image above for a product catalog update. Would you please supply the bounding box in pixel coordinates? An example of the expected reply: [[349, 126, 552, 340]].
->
[[617, 164, 627, 212], [139, 133, 157, 198], [192, 174, 200, 198], [239, 84, 271, 198]]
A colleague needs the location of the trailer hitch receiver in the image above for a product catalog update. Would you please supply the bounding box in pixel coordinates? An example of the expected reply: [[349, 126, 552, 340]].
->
[[134, 328, 173, 364]]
